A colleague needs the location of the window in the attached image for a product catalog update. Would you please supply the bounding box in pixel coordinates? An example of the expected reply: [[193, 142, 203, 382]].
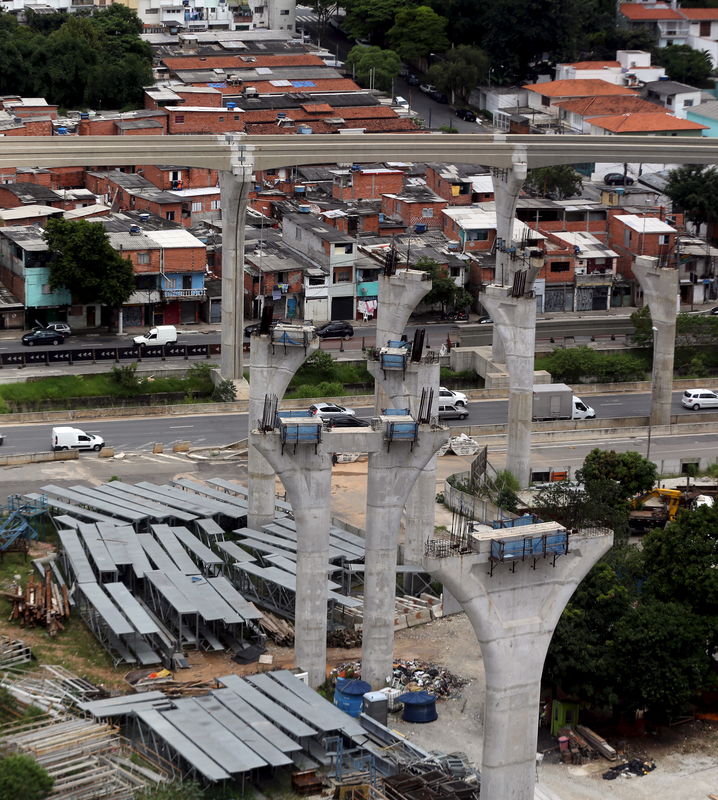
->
[[137, 252, 150, 264], [467, 229, 489, 241], [211, 200, 221, 210], [280, 8, 289, 13], [218, 116, 225, 122], [550, 261, 570, 273], [171, 170, 181, 182], [624, 229, 631, 247], [191, 201, 202, 212], [165, 211, 175, 221], [541, 95, 550, 107], [666, 97, 673, 105], [234, 114, 241, 120], [659, 234, 670, 245], [684, 98, 694, 107], [334, 269, 352, 283], [421, 208, 434, 218], [700, 20, 710, 36], [174, 115, 185, 124]]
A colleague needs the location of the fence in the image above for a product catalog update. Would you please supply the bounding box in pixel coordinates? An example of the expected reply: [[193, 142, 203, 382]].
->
[[0, 343, 222, 369]]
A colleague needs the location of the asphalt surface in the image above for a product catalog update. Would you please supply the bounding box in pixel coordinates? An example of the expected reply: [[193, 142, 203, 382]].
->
[[0, 389, 704, 455]]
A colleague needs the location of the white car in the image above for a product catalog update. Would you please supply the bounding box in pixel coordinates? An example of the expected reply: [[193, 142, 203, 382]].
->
[[439, 387, 468, 407], [681, 389, 718, 410], [308, 402, 355, 419]]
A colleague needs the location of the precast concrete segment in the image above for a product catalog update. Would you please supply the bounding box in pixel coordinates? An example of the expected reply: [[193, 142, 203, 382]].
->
[[6, 134, 718, 172], [633, 256, 679, 427], [425, 528, 613, 800], [492, 153, 528, 286], [361, 426, 449, 689], [220, 163, 252, 385], [481, 287, 537, 487], [248, 334, 319, 530]]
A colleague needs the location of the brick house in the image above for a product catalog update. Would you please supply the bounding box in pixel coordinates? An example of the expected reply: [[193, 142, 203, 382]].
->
[[380, 187, 448, 230], [332, 168, 405, 202]]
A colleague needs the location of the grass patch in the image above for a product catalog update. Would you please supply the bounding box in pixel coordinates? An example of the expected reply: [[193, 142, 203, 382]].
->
[[0, 362, 218, 412], [284, 351, 374, 398]]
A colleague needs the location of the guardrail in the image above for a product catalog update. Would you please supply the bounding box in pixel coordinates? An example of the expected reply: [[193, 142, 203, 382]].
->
[[0, 342, 223, 368]]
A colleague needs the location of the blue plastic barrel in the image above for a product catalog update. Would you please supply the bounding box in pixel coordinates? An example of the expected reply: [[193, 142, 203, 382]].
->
[[398, 691, 438, 723], [334, 678, 371, 717]]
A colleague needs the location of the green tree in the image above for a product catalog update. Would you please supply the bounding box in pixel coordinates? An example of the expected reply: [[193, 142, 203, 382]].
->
[[525, 165, 583, 199], [346, 45, 401, 92], [427, 45, 488, 104], [665, 164, 718, 230], [387, 5, 448, 63], [577, 448, 657, 499], [610, 599, 711, 718], [541, 345, 598, 383], [43, 218, 136, 326], [308, 0, 341, 44], [0, 754, 53, 800], [341, 0, 407, 44], [655, 44, 714, 86], [415, 257, 462, 310]]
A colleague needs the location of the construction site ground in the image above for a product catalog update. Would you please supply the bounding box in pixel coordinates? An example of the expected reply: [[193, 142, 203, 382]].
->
[[0, 451, 717, 798]]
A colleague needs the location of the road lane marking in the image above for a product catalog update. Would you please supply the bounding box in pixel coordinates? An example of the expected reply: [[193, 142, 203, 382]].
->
[[169, 425, 194, 429]]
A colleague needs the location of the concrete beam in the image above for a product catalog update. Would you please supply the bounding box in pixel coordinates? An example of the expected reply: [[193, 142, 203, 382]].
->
[[633, 256, 678, 427], [425, 527, 613, 800]]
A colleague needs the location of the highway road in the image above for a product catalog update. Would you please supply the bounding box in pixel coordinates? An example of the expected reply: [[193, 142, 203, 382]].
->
[[0, 389, 702, 455]]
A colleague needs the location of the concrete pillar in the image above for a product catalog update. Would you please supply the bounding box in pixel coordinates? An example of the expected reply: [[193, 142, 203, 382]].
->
[[247, 330, 319, 530], [481, 286, 536, 487], [250, 434, 334, 687], [362, 425, 448, 689], [633, 256, 678, 427], [425, 527, 613, 800], [220, 139, 253, 389], [492, 156, 528, 288], [367, 359, 441, 568]]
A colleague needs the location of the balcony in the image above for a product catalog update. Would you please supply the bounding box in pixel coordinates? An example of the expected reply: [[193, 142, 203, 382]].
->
[[162, 288, 207, 299], [574, 270, 614, 286]]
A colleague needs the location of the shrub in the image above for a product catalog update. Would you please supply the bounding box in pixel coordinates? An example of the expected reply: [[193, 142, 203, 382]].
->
[[0, 754, 53, 800], [289, 381, 344, 399], [211, 378, 237, 403], [109, 362, 142, 395]]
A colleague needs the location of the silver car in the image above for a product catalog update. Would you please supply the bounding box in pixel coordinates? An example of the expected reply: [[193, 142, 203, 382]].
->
[[308, 402, 356, 419]]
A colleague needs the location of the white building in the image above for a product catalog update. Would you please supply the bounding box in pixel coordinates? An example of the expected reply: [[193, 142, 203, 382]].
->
[[555, 50, 667, 87]]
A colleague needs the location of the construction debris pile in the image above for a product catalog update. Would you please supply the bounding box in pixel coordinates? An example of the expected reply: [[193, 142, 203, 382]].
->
[[384, 764, 479, 800], [260, 610, 295, 646], [330, 660, 468, 699], [327, 627, 363, 648], [3, 573, 70, 635], [602, 758, 657, 780]]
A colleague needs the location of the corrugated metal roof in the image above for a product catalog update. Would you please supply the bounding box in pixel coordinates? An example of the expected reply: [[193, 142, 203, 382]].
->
[[145, 228, 206, 249]]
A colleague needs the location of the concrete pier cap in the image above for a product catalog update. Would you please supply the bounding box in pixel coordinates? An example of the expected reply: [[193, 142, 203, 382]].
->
[[247, 326, 320, 530], [633, 255, 679, 428], [375, 269, 432, 346], [425, 524, 614, 800]]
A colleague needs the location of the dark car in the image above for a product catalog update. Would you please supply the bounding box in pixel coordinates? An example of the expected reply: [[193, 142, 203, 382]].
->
[[22, 329, 65, 346], [604, 172, 634, 186], [430, 91, 449, 104], [327, 414, 371, 428], [455, 108, 477, 122], [315, 320, 354, 340], [406, 73, 421, 86]]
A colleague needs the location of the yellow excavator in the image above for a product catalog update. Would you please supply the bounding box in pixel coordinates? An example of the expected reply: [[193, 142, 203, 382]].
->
[[629, 488, 683, 532]]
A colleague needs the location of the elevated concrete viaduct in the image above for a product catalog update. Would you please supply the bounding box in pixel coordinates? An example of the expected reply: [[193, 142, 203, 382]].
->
[[0, 132, 710, 480]]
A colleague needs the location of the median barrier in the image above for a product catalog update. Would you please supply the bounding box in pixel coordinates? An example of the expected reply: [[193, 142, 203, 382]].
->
[[0, 450, 78, 467]]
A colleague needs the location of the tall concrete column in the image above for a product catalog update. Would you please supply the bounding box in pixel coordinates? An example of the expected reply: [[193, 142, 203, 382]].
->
[[367, 359, 441, 567], [374, 269, 432, 349], [633, 256, 678, 427], [248, 329, 319, 530], [490, 154, 527, 364], [253, 428, 382, 687], [425, 527, 613, 800], [362, 425, 448, 689], [220, 134, 254, 390], [250, 435, 334, 687], [481, 286, 536, 487]]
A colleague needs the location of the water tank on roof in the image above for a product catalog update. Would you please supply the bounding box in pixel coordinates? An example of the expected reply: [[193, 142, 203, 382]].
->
[[297, 204, 311, 213], [297, 125, 313, 135], [414, 223, 428, 234], [350, 163, 361, 172], [659, 75, 670, 81], [244, 86, 258, 97], [294, 185, 306, 193], [276, 112, 287, 119], [227, 101, 237, 110], [80, 112, 90, 120], [129, 224, 142, 235], [138, 213, 150, 222], [56, 127, 68, 135]]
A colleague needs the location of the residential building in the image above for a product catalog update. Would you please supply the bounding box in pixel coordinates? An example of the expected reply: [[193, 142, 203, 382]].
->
[[522, 79, 638, 116], [555, 50, 666, 86], [586, 111, 707, 135], [332, 168, 405, 202], [607, 213, 677, 282], [380, 187, 448, 231], [556, 95, 662, 133], [686, 99, 718, 136], [618, 3, 689, 47], [642, 79, 703, 117]]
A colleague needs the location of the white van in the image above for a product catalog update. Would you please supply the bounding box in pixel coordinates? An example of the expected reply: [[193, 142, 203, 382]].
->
[[133, 325, 178, 347], [52, 426, 104, 452]]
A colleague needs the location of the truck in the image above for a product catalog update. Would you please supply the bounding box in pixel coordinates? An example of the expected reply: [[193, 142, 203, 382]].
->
[[532, 383, 595, 421], [51, 426, 104, 451]]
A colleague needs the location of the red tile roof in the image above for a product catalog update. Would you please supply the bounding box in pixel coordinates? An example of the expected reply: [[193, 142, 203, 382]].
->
[[522, 79, 638, 98], [245, 118, 420, 134], [301, 103, 334, 113], [619, 3, 683, 19], [588, 112, 707, 132], [243, 106, 401, 123], [565, 60, 621, 69], [679, 7, 718, 18], [162, 54, 326, 70], [556, 95, 661, 116]]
